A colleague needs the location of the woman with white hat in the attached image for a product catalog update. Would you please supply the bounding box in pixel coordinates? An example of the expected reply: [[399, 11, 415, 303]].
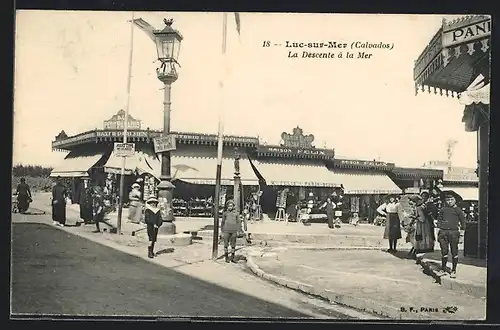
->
[[128, 182, 143, 224], [144, 197, 163, 258]]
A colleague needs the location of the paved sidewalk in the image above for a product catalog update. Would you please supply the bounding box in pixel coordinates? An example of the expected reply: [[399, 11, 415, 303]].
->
[[246, 248, 486, 320], [12, 211, 379, 319]]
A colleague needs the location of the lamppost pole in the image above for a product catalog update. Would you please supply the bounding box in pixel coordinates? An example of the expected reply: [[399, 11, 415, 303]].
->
[[152, 18, 183, 235], [156, 73, 177, 234]]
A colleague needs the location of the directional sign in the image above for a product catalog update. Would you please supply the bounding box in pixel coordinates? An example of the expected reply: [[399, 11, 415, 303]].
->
[[114, 142, 135, 157], [153, 135, 176, 153]]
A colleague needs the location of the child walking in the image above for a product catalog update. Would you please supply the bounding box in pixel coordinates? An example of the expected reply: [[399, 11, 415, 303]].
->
[[221, 200, 241, 263], [145, 197, 163, 258], [436, 192, 466, 278]]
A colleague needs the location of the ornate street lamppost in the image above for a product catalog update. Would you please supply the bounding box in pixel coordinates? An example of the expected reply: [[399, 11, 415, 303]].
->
[[154, 18, 183, 235]]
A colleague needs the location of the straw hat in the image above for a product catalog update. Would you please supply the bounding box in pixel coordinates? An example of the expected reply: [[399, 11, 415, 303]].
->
[[226, 199, 235, 206], [146, 197, 159, 204], [131, 183, 141, 189]]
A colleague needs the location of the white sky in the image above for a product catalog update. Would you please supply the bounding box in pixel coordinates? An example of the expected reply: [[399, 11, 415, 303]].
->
[[13, 11, 478, 168]]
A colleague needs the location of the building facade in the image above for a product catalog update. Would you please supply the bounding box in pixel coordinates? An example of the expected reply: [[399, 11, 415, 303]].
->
[[51, 114, 445, 221]]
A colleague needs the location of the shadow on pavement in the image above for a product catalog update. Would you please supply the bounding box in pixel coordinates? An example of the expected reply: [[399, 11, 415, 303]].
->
[[389, 249, 486, 268], [10, 222, 312, 318], [18, 209, 46, 216]]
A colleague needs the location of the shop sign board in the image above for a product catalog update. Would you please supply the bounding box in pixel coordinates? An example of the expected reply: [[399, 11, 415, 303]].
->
[[259, 146, 334, 158], [269, 181, 339, 187], [52, 132, 96, 147], [281, 126, 315, 149], [153, 135, 177, 153], [334, 159, 395, 169], [103, 110, 141, 130], [442, 18, 491, 48], [113, 143, 135, 157], [174, 133, 258, 144], [96, 130, 148, 138]]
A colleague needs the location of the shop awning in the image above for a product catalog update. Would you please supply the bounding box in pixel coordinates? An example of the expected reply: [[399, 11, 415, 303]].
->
[[171, 155, 259, 186], [442, 186, 478, 201], [50, 152, 106, 178], [104, 151, 161, 179], [253, 160, 341, 187], [328, 170, 402, 195]]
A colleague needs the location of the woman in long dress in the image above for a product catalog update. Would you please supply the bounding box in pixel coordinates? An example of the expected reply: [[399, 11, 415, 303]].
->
[[52, 177, 68, 226], [407, 195, 435, 259], [128, 183, 143, 224], [16, 178, 32, 213], [377, 195, 402, 253]]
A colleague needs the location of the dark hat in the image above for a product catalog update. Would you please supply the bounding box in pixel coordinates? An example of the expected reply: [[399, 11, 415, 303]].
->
[[420, 191, 430, 198], [442, 190, 462, 202]]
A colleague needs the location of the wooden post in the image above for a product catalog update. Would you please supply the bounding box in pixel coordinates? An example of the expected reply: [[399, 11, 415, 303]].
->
[[477, 115, 489, 258]]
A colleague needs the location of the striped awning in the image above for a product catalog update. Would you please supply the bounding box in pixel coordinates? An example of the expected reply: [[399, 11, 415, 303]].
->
[[171, 155, 259, 186], [253, 160, 341, 187], [104, 150, 161, 179], [328, 170, 402, 195], [50, 152, 106, 178]]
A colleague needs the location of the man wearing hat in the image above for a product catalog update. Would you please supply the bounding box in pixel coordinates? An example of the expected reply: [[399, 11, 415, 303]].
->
[[144, 197, 163, 258], [436, 191, 466, 278], [221, 199, 241, 263]]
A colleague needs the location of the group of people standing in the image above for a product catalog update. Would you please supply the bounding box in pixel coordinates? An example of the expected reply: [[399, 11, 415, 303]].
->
[[376, 191, 466, 278]]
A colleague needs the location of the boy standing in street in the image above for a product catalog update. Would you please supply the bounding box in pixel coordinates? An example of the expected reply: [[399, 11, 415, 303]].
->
[[436, 192, 466, 278], [221, 200, 241, 263]]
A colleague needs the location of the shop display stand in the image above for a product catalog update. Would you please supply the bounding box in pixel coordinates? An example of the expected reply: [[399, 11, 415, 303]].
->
[[275, 207, 285, 221]]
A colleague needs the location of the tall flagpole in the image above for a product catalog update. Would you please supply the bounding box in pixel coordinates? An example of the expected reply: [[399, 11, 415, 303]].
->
[[212, 12, 228, 260], [117, 11, 135, 235]]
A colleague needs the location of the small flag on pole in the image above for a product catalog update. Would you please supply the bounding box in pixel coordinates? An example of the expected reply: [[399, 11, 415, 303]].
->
[[234, 13, 241, 35], [130, 18, 156, 43]]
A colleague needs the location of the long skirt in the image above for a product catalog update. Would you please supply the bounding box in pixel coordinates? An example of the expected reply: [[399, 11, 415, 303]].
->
[[52, 201, 67, 225], [17, 194, 30, 212], [128, 201, 143, 223], [413, 220, 435, 253], [383, 213, 401, 240]]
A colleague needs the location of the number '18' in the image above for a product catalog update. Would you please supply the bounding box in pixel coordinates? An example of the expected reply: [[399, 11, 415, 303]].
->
[[262, 40, 271, 47]]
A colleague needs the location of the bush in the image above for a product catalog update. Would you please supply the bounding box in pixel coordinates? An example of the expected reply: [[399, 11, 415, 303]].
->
[[12, 164, 53, 177]]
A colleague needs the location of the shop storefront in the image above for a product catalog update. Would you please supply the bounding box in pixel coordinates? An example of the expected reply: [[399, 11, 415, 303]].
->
[[413, 15, 490, 258], [328, 159, 402, 222], [51, 111, 260, 218], [249, 127, 340, 218]]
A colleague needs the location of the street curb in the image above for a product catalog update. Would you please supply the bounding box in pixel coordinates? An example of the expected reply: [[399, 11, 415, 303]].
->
[[197, 231, 388, 248], [418, 258, 486, 299], [245, 255, 436, 320]]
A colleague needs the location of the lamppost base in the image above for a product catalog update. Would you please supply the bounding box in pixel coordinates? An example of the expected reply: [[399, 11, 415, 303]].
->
[[158, 222, 176, 235], [157, 178, 176, 235]]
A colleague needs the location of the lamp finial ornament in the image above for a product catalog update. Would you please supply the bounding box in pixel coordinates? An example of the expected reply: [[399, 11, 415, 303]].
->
[[164, 18, 174, 26]]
